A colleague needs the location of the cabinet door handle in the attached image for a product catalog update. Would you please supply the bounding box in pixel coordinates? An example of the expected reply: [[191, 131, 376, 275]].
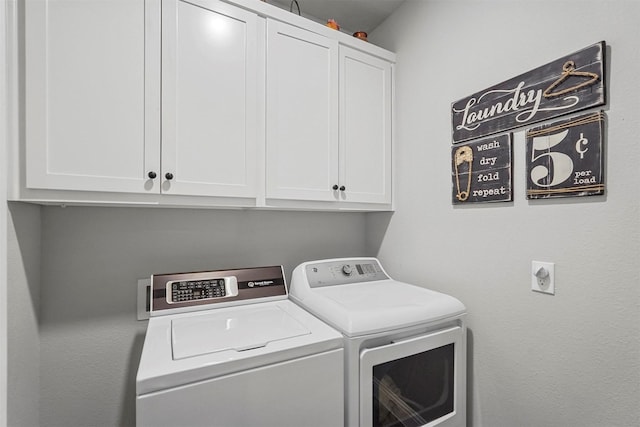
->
[[147, 171, 157, 179], [339, 186, 346, 191], [165, 172, 174, 180], [332, 184, 339, 190]]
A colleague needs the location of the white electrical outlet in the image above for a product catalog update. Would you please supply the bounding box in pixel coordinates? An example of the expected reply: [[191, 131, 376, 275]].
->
[[531, 261, 555, 295], [137, 278, 151, 320]]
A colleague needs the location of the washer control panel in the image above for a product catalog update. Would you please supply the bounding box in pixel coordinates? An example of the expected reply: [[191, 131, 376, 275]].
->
[[167, 277, 237, 304], [305, 259, 388, 288], [150, 266, 287, 314]]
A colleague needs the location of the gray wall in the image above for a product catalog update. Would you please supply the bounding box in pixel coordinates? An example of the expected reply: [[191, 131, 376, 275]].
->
[[369, 1, 640, 426], [0, 0, 8, 422], [37, 206, 368, 426], [7, 202, 41, 427], [6, 1, 640, 427]]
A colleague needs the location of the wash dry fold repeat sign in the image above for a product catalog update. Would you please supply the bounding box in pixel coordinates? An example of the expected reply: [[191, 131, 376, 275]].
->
[[452, 134, 512, 204]]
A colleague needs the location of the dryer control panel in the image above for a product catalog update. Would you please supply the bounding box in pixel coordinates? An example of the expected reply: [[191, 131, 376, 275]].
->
[[305, 259, 388, 288]]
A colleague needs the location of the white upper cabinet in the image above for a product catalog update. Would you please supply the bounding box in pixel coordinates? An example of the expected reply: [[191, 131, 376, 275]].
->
[[162, 0, 260, 198], [25, 0, 158, 194], [19, 0, 394, 209], [265, 20, 393, 207], [25, 0, 260, 200], [339, 46, 393, 205], [265, 20, 339, 202]]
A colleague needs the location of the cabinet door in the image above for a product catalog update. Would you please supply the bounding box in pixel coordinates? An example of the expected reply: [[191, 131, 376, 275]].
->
[[339, 46, 392, 204], [265, 20, 339, 202], [162, 0, 259, 198], [25, 0, 159, 193]]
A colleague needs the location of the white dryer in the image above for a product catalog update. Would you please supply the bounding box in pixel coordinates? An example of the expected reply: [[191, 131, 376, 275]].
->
[[290, 258, 467, 427], [136, 265, 344, 427]]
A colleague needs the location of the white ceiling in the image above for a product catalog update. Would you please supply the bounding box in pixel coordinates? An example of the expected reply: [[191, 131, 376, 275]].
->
[[268, 0, 404, 33]]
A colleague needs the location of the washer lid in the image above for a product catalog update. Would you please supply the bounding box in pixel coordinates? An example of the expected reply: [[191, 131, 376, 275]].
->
[[172, 305, 310, 359]]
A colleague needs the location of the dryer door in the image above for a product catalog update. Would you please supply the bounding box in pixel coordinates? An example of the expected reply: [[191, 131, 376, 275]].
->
[[359, 326, 465, 427]]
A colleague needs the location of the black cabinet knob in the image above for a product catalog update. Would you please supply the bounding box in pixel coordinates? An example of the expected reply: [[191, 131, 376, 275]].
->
[[332, 184, 339, 190], [165, 172, 174, 180], [147, 171, 157, 179], [339, 186, 346, 191]]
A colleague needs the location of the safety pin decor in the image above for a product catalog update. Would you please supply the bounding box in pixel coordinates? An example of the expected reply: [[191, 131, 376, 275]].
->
[[452, 134, 513, 204]]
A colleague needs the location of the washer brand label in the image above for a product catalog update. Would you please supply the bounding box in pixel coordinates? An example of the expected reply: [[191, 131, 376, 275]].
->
[[248, 280, 274, 287], [242, 279, 284, 289]]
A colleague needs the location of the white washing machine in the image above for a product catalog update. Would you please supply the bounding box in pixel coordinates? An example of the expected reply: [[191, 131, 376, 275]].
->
[[136, 265, 344, 427], [290, 258, 467, 427]]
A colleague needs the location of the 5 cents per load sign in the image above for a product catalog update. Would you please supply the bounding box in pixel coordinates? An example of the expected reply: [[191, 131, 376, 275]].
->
[[451, 41, 606, 144], [452, 134, 512, 204], [526, 111, 604, 199]]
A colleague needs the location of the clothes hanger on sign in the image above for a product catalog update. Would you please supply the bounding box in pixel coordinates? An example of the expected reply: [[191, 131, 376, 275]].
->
[[543, 60, 600, 98]]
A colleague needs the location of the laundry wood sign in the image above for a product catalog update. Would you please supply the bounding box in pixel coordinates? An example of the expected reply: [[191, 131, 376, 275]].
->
[[451, 41, 606, 144], [452, 133, 512, 204], [526, 111, 604, 199]]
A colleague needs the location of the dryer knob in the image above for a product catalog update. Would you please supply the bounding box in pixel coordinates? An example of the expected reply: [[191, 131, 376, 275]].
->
[[342, 264, 354, 276]]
